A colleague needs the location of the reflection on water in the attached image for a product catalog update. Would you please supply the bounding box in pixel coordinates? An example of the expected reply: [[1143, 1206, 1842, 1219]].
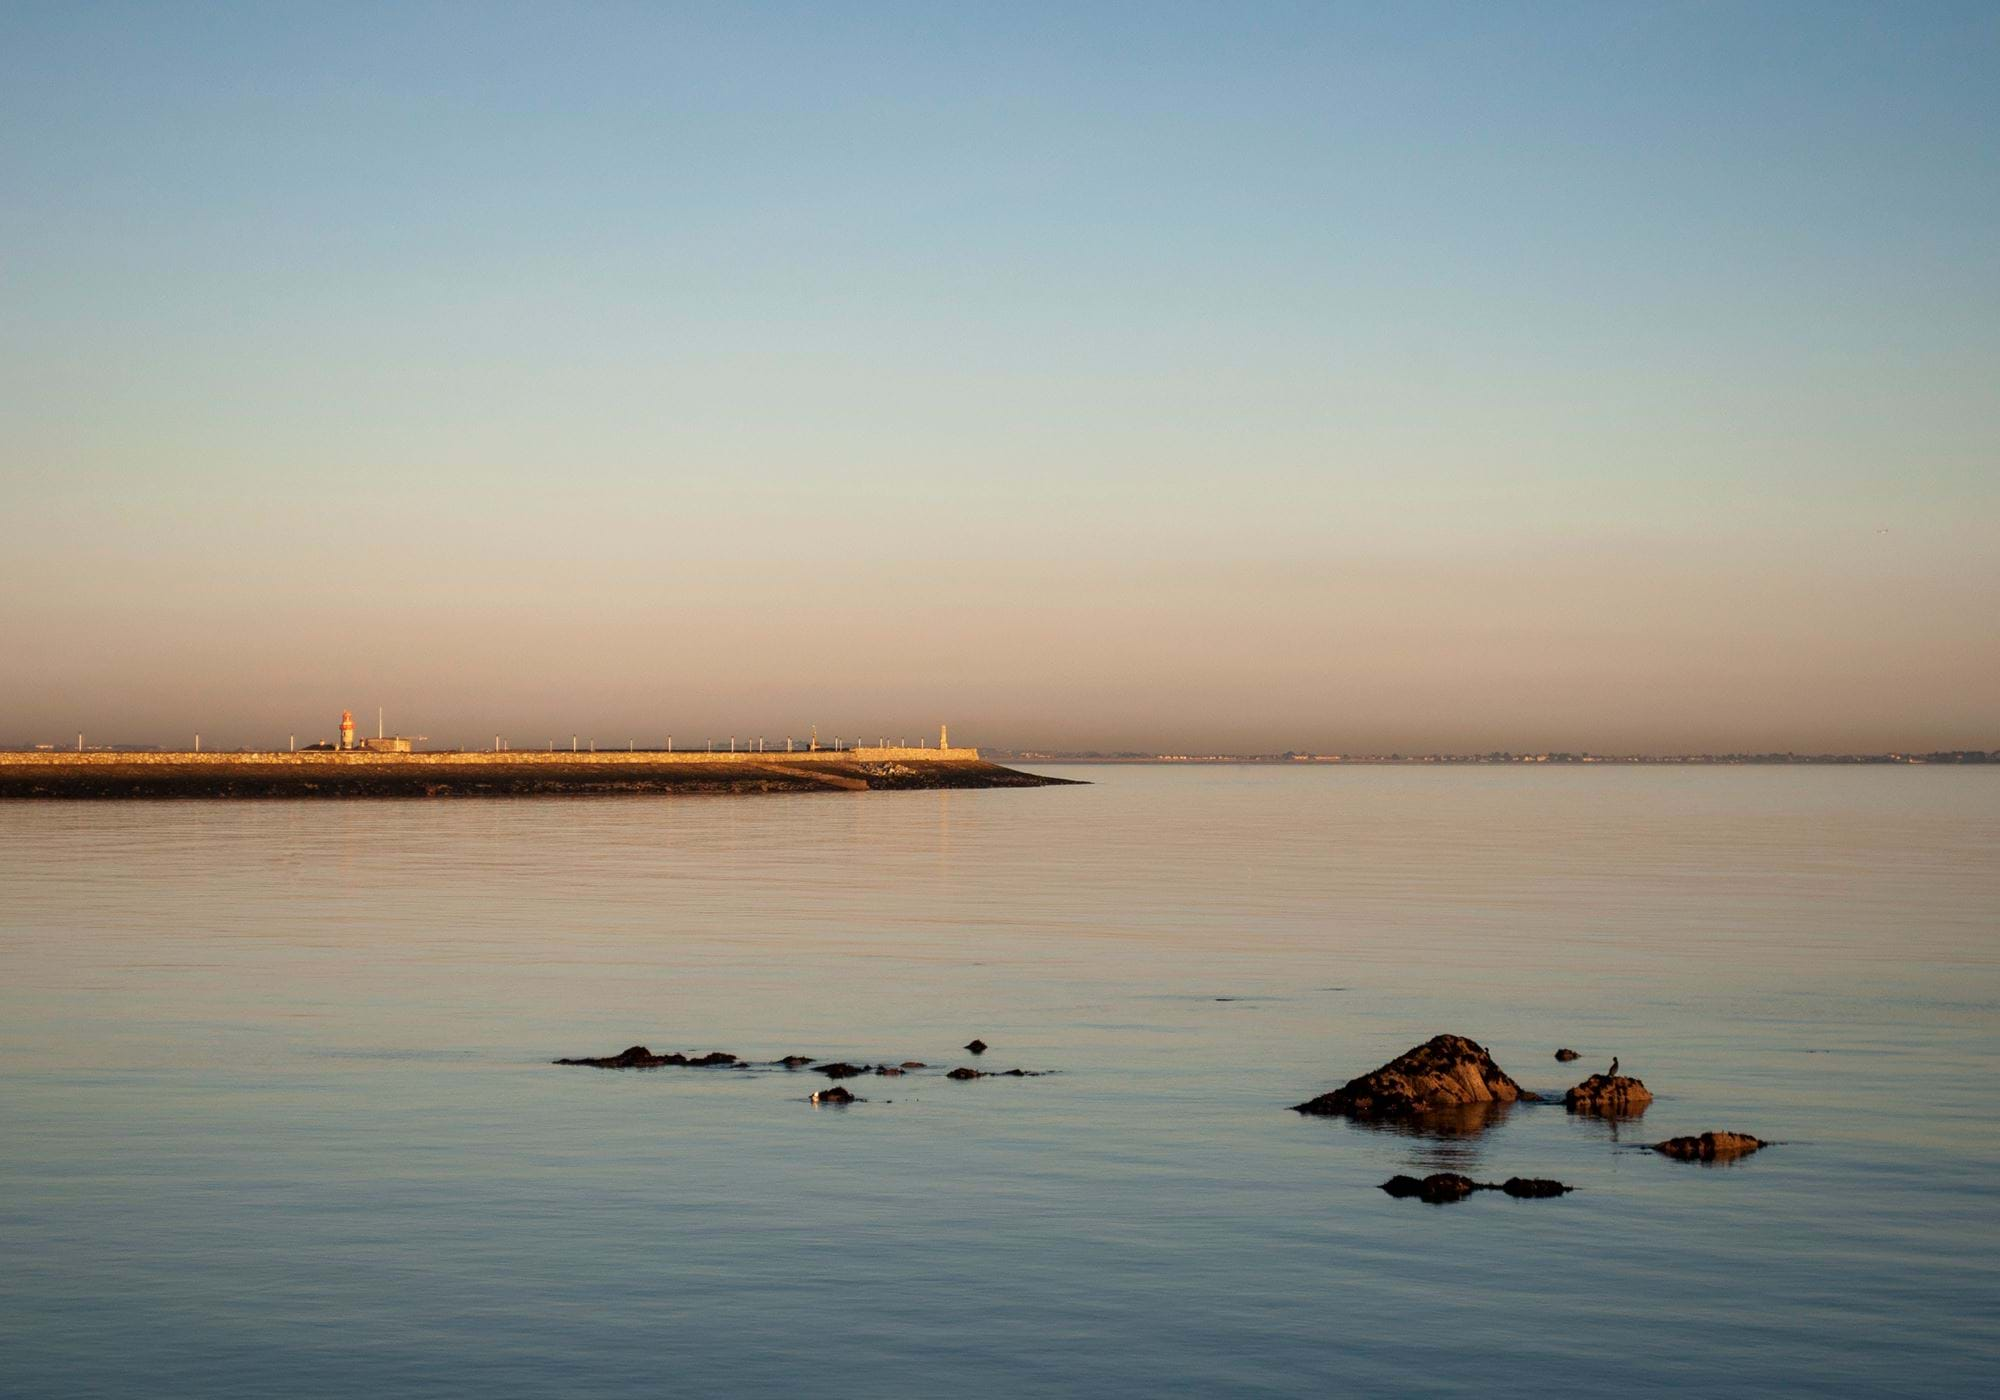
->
[[1, 767, 1996, 1399], [1665, 1152, 1771, 1172], [1562, 1104, 1651, 1147], [1320, 1102, 1530, 1174], [1564, 1100, 1652, 1122]]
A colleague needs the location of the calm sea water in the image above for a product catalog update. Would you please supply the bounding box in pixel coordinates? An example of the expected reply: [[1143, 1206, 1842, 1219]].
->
[[2, 766, 1995, 1398]]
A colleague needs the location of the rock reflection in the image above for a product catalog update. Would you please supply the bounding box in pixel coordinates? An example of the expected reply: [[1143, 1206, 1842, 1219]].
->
[[1564, 1097, 1651, 1145], [1340, 1099, 1520, 1139], [1340, 1100, 1520, 1173]]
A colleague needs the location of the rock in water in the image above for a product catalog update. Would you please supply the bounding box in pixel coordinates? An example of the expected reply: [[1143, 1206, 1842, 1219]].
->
[[813, 1062, 871, 1079], [810, 1086, 859, 1105], [1292, 1034, 1536, 1118], [554, 1047, 746, 1069], [1381, 1173, 1575, 1203], [1554, 1048, 1581, 1062], [1563, 1073, 1654, 1113], [1381, 1173, 1478, 1203], [946, 1067, 984, 1080], [965, 1039, 989, 1054], [1501, 1177, 1574, 1198], [900, 1061, 927, 1069], [775, 1055, 816, 1069], [1653, 1131, 1767, 1160], [556, 1045, 732, 1068], [555, 1044, 672, 1068]]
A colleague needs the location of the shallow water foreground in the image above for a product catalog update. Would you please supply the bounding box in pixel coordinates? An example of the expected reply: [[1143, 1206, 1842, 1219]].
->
[[1, 767, 1995, 1397]]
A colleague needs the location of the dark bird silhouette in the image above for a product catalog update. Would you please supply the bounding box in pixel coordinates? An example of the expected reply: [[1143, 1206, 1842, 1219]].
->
[[1607, 1056, 1620, 1078]]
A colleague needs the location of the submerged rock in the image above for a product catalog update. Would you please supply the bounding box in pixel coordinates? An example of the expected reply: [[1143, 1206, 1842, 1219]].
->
[[1554, 1048, 1581, 1062], [555, 1044, 673, 1068], [810, 1085, 860, 1105], [946, 1066, 1046, 1080], [965, 1039, 988, 1054], [1381, 1172, 1574, 1203], [1293, 1034, 1537, 1118], [555, 1045, 737, 1069], [1501, 1177, 1574, 1198], [555, 1046, 1041, 1083], [1563, 1073, 1654, 1114], [1653, 1131, 1767, 1161], [1381, 1173, 1479, 1203]]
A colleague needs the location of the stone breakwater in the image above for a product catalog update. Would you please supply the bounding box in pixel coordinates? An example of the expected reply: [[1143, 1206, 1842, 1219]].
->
[[0, 745, 985, 767], [0, 750, 1072, 799]]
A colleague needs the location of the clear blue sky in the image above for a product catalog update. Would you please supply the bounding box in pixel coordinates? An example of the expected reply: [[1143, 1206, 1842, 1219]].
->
[[3, 2, 1995, 751]]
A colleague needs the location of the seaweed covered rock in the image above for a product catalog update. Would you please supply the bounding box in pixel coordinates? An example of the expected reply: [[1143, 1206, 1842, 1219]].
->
[[1564, 1074, 1654, 1114], [813, 1062, 871, 1079], [810, 1085, 859, 1106], [1654, 1131, 1766, 1161], [964, 1039, 989, 1054], [1554, 1048, 1581, 1062], [1293, 1034, 1536, 1118]]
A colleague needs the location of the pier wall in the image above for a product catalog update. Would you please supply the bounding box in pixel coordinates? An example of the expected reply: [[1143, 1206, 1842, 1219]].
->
[[0, 747, 980, 768]]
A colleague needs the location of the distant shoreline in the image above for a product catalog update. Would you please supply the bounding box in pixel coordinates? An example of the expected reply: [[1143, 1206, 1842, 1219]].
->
[[0, 751, 1074, 799]]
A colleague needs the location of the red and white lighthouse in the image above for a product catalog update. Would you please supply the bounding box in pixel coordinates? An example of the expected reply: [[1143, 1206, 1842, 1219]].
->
[[339, 710, 355, 750]]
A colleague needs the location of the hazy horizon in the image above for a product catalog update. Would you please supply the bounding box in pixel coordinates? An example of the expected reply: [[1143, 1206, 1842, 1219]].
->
[[5, 4, 1995, 753]]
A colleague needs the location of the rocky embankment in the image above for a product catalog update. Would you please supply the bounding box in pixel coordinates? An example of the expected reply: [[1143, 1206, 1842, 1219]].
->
[[0, 756, 1071, 799]]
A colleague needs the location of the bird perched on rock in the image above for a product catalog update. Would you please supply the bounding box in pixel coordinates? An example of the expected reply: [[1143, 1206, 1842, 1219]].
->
[[1607, 1056, 1619, 1078]]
